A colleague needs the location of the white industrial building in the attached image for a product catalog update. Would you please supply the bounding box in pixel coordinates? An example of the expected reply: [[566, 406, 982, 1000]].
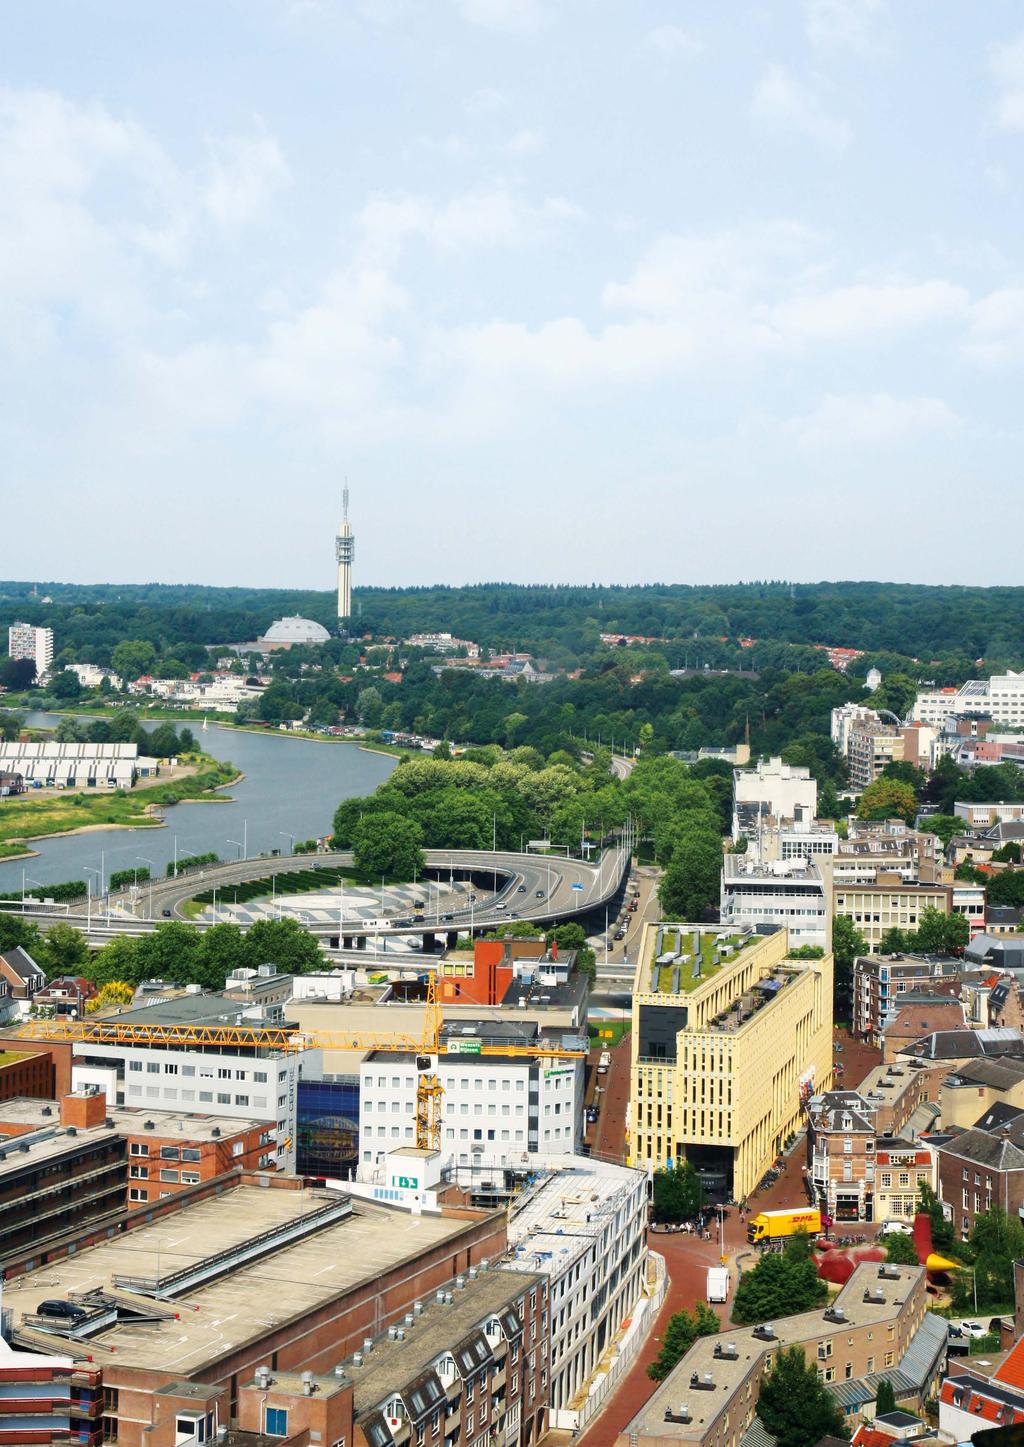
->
[[0, 741, 158, 789], [8, 621, 53, 680], [912, 670, 1024, 727], [731, 756, 818, 843], [359, 1021, 585, 1169], [719, 854, 832, 949]]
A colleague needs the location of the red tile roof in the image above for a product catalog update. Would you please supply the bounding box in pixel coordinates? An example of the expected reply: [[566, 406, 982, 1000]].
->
[[852, 1427, 898, 1447], [995, 1335, 1024, 1391]]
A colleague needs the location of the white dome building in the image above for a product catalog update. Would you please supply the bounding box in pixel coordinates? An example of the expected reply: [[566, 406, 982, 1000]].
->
[[259, 615, 332, 650]]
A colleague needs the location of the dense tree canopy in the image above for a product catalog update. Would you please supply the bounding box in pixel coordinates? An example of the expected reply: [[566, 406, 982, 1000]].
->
[[756, 1346, 847, 1447]]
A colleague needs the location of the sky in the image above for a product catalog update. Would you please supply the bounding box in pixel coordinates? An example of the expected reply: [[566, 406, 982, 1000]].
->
[[4, 0, 1024, 590]]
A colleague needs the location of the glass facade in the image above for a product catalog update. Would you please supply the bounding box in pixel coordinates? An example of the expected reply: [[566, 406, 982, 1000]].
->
[[296, 1076, 360, 1179]]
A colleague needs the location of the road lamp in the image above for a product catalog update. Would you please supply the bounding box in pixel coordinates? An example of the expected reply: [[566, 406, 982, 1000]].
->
[[136, 856, 155, 920], [21, 871, 43, 906], [227, 838, 245, 862], [280, 831, 295, 856], [83, 866, 101, 934]]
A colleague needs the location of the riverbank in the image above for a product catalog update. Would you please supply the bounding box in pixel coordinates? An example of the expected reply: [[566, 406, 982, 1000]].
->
[[0, 755, 241, 860]]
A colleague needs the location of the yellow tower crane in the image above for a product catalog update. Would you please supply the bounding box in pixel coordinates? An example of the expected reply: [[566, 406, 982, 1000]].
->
[[19, 973, 586, 1152]]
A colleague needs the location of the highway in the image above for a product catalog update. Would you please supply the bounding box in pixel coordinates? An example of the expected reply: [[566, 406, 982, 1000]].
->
[[2, 829, 635, 943]]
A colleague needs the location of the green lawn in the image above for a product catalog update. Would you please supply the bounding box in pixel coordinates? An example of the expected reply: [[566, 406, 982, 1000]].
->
[[588, 1019, 631, 1047]]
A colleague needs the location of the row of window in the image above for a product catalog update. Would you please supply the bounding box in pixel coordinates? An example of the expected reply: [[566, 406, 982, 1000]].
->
[[128, 1061, 272, 1082]]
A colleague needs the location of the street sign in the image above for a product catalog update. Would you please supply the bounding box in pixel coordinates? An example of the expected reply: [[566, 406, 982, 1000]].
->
[[446, 1039, 482, 1055]]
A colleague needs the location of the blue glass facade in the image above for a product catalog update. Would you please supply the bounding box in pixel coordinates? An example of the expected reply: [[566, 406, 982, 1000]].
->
[[297, 1076, 360, 1179]]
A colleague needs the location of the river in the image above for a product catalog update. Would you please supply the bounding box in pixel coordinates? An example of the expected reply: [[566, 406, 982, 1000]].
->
[[0, 715, 397, 893]]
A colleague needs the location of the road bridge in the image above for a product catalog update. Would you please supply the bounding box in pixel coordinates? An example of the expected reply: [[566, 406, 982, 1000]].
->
[[1, 828, 635, 946]]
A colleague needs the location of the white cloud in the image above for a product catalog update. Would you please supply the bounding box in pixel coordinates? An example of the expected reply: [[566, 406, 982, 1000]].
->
[[990, 33, 1024, 130], [452, 0, 548, 34], [803, 0, 888, 55], [647, 25, 703, 57], [965, 287, 1024, 364], [356, 187, 583, 264], [768, 279, 969, 342], [505, 127, 544, 156], [752, 64, 851, 151], [783, 392, 960, 448], [462, 87, 508, 115], [203, 123, 289, 228]]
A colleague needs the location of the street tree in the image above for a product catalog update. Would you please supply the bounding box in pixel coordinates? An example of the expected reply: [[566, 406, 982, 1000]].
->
[[831, 914, 867, 1018], [651, 1162, 703, 1223], [856, 778, 917, 824], [647, 1302, 719, 1381], [732, 1252, 826, 1325], [242, 918, 323, 975], [879, 1232, 919, 1265], [756, 1346, 847, 1447]]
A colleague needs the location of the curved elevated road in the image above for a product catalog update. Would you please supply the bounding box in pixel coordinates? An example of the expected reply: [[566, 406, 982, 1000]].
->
[[4, 830, 634, 942]]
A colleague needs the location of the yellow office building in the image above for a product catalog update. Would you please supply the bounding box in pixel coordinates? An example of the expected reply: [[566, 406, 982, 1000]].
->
[[628, 924, 834, 1201]]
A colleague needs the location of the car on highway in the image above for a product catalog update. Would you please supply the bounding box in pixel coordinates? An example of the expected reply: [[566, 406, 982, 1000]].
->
[[518, 884, 527, 892], [536, 889, 545, 897], [162, 908, 172, 918], [413, 900, 425, 909], [441, 913, 454, 922]]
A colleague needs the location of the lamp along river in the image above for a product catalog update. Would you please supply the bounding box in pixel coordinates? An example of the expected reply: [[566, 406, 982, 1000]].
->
[[0, 716, 397, 894]]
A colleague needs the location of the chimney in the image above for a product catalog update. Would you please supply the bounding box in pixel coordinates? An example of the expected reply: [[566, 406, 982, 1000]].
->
[[551, 940, 558, 962], [60, 1090, 107, 1131]]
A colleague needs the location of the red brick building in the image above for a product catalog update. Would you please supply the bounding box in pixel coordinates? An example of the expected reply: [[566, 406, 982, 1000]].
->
[[0, 1048, 55, 1102]]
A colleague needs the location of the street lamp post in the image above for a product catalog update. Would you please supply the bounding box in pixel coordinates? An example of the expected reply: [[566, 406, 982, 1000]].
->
[[280, 831, 295, 856], [83, 866, 100, 935], [137, 857, 155, 920], [227, 838, 244, 862]]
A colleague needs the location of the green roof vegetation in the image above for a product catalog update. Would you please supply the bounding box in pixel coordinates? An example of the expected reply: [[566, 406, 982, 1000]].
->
[[649, 930, 748, 993]]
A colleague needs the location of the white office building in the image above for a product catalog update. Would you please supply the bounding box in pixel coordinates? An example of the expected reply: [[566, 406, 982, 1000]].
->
[[359, 1023, 585, 1169], [732, 756, 818, 842], [499, 1156, 649, 1427], [720, 855, 832, 949], [71, 1042, 315, 1173], [912, 671, 1024, 727], [830, 702, 882, 758], [8, 621, 53, 681]]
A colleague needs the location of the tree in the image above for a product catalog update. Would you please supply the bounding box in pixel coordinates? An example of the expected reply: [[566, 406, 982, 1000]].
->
[[38, 923, 90, 976], [658, 828, 722, 920], [352, 811, 425, 881], [879, 1232, 919, 1265], [732, 1252, 827, 1325], [0, 656, 36, 690], [87, 981, 135, 1012], [356, 686, 383, 727], [831, 914, 867, 1018], [111, 639, 156, 680], [242, 918, 323, 975], [856, 777, 917, 825], [874, 1379, 897, 1415], [878, 927, 907, 956], [49, 668, 83, 699], [651, 1161, 703, 1223], [917, 813, 964, 847], [756, 1345, 848, 1447], [987, 870, 1024, 909], [0, 915, 41, 956], [647, 1301, 719, 1381], [504, 711, 529, 748], [912, 906, 952, 954]]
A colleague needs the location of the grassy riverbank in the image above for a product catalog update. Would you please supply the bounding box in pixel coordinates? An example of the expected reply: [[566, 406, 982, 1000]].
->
[[0, 755, 240, 860]]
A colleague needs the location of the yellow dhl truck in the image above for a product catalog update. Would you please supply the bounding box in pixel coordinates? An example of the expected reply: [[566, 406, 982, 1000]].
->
[[746, 1207, 822, 1245]]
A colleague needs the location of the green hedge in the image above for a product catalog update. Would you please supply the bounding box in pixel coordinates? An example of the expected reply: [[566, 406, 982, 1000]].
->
[[110, 866, 149, 890], [167, 851, 220, 878], [0, 879, 87, 903]]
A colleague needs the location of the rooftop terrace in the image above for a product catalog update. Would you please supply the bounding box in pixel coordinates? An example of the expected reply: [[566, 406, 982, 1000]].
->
[[646, 929, 753, 995]]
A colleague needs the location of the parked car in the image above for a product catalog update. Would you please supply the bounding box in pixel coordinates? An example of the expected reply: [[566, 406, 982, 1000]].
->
[[960, 1321, 986, 1338], [586, 1105, 599, 1124], [614, 927, 626, 940], [37, 1300, 87, 1321], [881, 1220, 912, 1235], [947, 1324, 963, 1338]]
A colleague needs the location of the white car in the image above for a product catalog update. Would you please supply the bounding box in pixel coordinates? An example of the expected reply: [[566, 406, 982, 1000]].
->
[[960, 1321, 987, 1339], [881, 1220, 912, 1236]]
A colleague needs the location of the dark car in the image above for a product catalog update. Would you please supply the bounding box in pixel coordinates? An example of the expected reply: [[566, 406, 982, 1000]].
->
[[536, 889, 545, 897], [441, 913, 454, 922], [37, 1299, 87, 1321], [161, 908, 172, 918], [614, 927, 626, 940], [586, 1105, 599, 1124], [628, 901, 638, 912], [518, 884, 527, 892], [413, 900, 426, 909]]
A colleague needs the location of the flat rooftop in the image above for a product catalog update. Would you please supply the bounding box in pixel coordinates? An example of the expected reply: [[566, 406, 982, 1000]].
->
[[0, 1097, 269, 1143], [501, 1156, 643, 1274], [643, 927, 756, 996], [344, 1269, 538, 1415], [626, 1262, 924, 1442], [4, 1185, 470, 1372]]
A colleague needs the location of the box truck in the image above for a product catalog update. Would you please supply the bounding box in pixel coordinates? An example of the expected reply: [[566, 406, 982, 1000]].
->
[[746, 1207, 822, 1245], [707, 1266, 729, 1303]]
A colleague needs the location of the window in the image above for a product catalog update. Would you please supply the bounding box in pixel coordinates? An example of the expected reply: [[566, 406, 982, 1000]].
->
[[129, 1186, 147, 1202], [217, 1093, 231, 1105], [146, 1061, 160, 1074], [182, 1171, 201, 1185], [129, 1164, 148, 1179], [130, 1142, 149, 1156], [160, 1146, 180, 1160], [160, 1168, 179, 1183], [182, 1148, 201, 1162], [128, 1061, 142, 1072], [265, 1407, 289, 1437]]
